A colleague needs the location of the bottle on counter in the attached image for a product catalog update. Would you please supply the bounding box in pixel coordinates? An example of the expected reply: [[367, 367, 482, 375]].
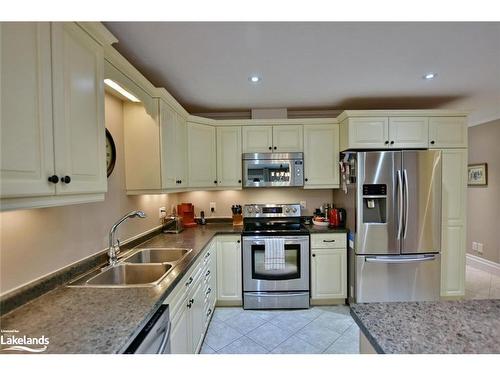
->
[[200, 210, 206, 225]]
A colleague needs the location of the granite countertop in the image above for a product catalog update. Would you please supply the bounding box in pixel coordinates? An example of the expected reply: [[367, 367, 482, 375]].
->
[[350, 300, 500, 354], [305, 224, 348, 233], [0, 224, 241, 354]]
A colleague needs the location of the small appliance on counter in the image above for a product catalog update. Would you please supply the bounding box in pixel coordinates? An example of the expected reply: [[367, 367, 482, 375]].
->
[[231, 205, 243, 226], [177, 203, 197, 228], [199, 210, 206, 225], [162, 208, 184, 234]]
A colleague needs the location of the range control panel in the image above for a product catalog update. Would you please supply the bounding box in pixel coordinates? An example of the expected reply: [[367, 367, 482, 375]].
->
[[243, 203, 301, 218]]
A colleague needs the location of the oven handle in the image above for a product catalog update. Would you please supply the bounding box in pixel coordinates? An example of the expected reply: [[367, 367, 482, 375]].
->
[[244, 292, 309, 297], [242, 236, 310, 244]]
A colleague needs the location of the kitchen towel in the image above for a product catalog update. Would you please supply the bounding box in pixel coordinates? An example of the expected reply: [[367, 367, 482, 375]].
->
[[264, 238, 285, 270]]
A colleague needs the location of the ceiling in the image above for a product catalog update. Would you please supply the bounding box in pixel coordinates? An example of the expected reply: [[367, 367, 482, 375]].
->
[[104, 22, 500, 125]]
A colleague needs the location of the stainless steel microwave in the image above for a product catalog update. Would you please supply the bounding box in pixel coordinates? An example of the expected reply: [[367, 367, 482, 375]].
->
[[242, 152, 304, 188]]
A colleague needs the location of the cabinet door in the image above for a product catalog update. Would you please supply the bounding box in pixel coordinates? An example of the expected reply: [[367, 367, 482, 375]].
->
[[272, 125, 303, 152], [51, 23, 107, 195], [0, 22, 55, 198], [175, 114, 188, 187], [160, 101, 178, 189], [346, 117, 389, 149], [189, 276, 206, 353], [440, 149, 467, 297], [216, 235, 242, 303], [303, 124, 339, 188], [311, 248, 347, 299], [389, 117, 428, 148], [242, 126, 273, 153], [216, 126, 242, 187], [429, 117, 467, 149], [170, 300, 190, 354], [187, 122, 216, 188]]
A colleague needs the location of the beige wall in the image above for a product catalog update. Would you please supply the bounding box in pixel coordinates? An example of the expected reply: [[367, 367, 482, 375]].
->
[[467, 119, 500, 263], [175, 189, 334, 217], [0, 94, 175, 295]]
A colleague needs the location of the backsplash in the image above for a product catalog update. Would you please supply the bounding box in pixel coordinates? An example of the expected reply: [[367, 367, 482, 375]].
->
[[175, 189, 334, 217]]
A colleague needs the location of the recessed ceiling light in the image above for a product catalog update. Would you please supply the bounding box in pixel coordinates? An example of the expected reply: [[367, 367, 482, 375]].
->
[[423, 72, 438, 80], [249, 75, 261, 83], [104, 79, 140, 102]]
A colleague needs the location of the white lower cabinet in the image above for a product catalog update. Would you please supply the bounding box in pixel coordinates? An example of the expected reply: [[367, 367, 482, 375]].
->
[[310, 233, 347, 302], [216, 235, 242, 304], [165, 240, 216, 353]]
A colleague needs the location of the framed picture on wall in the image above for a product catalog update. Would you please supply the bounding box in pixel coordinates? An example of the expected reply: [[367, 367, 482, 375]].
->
[[468, 163, 488, 186]]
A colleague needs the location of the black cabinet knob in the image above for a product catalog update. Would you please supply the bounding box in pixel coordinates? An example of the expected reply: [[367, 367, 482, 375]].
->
[[61, 176, 71, 184], [390, 141, 394, 145], [384, 140, 389, 145], [237, 240, 240, 244], [238, 180, 242, 183], [214, 180, 217, 184], [273, 146, 277, 150], [305, 178, 308, 182], [430, 140, 435, 145], [48, 175, 59, 184], [312, 254, 316, 257], [268, 146, 272, 150], [179, 180, 182, 184]]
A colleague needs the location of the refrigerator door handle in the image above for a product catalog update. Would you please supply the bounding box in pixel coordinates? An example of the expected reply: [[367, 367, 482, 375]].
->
[[397, 170, 403, 240], [403, 169, 409, 239], [365, 255, 437, 264]]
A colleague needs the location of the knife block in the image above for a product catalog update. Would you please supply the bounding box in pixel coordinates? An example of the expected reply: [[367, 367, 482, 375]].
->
[[232, 214, 243, 227]]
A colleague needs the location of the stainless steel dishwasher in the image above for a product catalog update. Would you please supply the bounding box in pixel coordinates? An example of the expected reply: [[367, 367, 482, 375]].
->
[[124, 304, 171, 354]]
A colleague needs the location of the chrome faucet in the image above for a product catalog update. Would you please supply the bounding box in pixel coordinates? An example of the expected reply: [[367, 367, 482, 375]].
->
[[108, 210, 147, 266]]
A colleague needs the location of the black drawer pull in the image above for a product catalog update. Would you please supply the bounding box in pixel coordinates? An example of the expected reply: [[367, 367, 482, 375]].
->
[[323, 239, 336, 242], [48, 175, 59, 184], [206, 308, 212, 316], [206, 287, 212, 295], [205, 270, 211, 277], [185, 277, 193, 286]]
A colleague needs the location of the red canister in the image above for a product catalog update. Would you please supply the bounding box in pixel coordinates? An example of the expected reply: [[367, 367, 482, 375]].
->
[[329, 208, 339, 227]]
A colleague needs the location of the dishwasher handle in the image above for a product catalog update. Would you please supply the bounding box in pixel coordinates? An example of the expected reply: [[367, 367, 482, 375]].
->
[[365, 255, 437, 264], [156, 321, 171, 354]]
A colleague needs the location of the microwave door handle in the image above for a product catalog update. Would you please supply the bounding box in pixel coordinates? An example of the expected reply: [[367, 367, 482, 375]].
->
[[397, 170, 403, 240], [156, 321, 171, 354], [365, 255, 437, 264], [403, 169, 409, 239]]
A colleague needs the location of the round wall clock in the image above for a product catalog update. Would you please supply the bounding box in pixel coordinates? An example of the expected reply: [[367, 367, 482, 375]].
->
[[105, 129, 116, 177]]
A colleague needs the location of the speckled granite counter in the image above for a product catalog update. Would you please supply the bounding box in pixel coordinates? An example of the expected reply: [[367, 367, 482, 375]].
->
[[0, 224, 241, 354], [304, 225, 348, 234], [350, 300, 500, 354]]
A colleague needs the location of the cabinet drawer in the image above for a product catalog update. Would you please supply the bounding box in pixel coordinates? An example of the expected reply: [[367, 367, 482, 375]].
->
[[311, 233, 347, 248]]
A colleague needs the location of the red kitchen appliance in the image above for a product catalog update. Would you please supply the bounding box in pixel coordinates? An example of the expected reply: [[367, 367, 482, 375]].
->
[[329, 208, 346, 228], [177, 203, 197, 228]]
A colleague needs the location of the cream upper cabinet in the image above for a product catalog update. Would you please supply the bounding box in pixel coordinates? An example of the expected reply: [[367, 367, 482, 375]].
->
[[272, 125, 303, 152], [341, 117, 389, 150], [51, 22, 106, 195], [187, 122, 217, 188], [242, 126, 273, 153], [389, 117, 429, 148], [216, 126, 242, 188], [303, 123, 339, 188], [1, 22, 108, 210], [216, 235, 242, 304], [311, 248, 347, 300], [0, 23, 55, 198], [159, 101, 188, 189], [429, 117, 468, 148], [440, 149, 467, 297]]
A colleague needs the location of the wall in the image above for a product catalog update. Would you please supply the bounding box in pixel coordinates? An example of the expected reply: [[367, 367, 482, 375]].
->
[[0, 94, 175, 295], [175, 189, 334, 217], [467, 119, 500, 264]]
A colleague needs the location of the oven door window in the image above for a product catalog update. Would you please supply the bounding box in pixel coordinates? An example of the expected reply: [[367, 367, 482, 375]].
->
[[251, 244, 301, 280], [247, 162, 291, 183]]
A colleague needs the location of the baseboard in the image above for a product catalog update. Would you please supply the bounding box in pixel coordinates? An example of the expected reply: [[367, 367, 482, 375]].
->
[[216, 300, 243, 307], [466, 254, 500, 277], [310, 298, 346, 305]]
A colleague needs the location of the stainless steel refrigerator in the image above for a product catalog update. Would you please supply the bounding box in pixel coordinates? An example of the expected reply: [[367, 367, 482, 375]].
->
[[346, 150, 442, 303]]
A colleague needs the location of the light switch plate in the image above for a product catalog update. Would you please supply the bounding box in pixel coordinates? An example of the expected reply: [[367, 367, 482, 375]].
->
[[300, 200, 307, 209], [210, 202, 216, 213], [472, 242, 478, 251], [477, 243, 484, 254]]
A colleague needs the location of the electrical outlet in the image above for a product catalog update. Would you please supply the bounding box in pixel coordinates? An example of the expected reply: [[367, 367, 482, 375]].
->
[[472, 242, 478, 251], [300, 200, 307, 209], [477, 243, 484, 254], [210, 202, 216, 213], [159, 207, 166, 219]]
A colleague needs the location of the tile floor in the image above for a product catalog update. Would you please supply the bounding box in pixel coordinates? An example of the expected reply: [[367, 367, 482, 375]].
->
[[465, 265, 500, 299], [200, 305, 359, 354]]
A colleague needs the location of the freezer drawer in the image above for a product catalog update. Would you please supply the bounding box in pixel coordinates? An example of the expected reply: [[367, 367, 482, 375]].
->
[[355, 254, 440, 303]]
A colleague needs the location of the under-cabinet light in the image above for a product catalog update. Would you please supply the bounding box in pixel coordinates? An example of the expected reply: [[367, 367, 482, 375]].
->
[[104, 79, 140, 102]]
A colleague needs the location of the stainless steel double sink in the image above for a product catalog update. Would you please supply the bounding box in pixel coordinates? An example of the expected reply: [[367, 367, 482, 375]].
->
[[69, 248, 192, 288]]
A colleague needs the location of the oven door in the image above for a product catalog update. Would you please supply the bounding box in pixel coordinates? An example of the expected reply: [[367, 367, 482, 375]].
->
[[242, 235, 309, 291], [243, 159, 303, 187]]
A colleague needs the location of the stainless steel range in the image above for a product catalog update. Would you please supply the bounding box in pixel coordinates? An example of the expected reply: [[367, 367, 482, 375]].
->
[[242, 203, 310, 309]]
